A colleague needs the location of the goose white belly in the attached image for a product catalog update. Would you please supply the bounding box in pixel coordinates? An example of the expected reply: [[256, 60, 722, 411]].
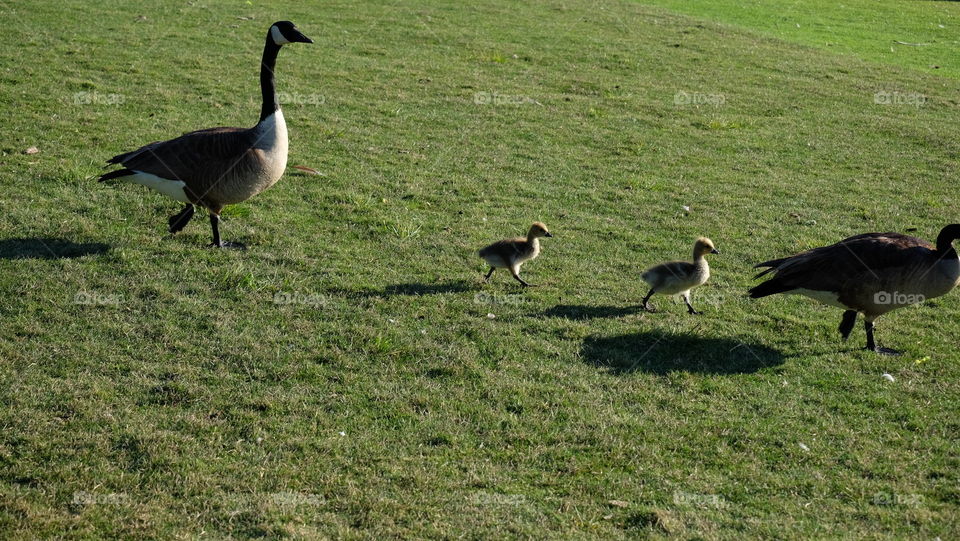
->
[[124, 171, 191, 203], [792, 288, 847, 309]]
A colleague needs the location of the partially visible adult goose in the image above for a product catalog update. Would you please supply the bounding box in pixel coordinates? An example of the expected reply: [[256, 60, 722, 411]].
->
[[641, 237, 719, 314], [479, 222, 553, 287], [749, 224, 960, 355], [99, 21, 313, 249]]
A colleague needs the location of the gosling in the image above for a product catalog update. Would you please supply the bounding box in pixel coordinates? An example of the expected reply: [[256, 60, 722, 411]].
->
[[479, 222, 553, 287], [641, 237, 719, 314]]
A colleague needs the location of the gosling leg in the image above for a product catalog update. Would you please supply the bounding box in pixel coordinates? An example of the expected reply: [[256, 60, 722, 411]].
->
[[509, 266, 531, 287], [641, 289, 656, 312]]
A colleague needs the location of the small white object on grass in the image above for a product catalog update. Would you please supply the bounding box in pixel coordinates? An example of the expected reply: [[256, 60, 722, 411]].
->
[[486, 313, 496, 319], [882, 373, 895, 382], [798, 442, 810, 451]]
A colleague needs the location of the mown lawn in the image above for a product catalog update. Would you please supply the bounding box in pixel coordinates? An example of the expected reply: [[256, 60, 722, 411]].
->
[[1, 0, 958, 538]]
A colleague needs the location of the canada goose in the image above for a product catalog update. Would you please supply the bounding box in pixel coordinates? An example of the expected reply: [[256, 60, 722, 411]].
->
[[749, 224, 960, 355], [479, 222, 553, 287], [641, 237, 719, 314], [99, 21, 313, 249]]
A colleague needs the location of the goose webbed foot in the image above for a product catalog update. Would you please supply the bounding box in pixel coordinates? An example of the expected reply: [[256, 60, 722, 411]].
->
[[866, 346, 902, 356], [208, 240, 247, 250], [207, 213, 245, 250], [683, 297, 700, 315], [168, 204, 195, 234], [863, 320, 900, 356]]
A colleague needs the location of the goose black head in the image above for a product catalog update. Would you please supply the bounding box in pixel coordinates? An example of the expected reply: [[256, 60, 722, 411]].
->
[[269, 21, 313, 45], [936, 223, 960, 253]]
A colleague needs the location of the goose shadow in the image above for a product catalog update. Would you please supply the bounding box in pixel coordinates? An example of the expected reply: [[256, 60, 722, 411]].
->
[[582, 330, 785, 375], [326, 280, 474, 299], [544, 304, 644, 320], [0, 238, 110, 260]]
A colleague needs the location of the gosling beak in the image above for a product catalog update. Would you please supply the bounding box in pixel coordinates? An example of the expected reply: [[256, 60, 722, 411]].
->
[[711, 248, 720, 254], [544, 232, 553, 238], [290, 29, 314, 44]]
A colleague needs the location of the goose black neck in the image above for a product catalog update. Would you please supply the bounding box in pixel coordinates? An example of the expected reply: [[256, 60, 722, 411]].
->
[[936, 224, 960, 255], [259, 37, 281, 122]]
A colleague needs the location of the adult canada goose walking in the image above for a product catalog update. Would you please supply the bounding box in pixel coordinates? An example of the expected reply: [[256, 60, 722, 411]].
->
[[641, 237, 719, 314], [749, 224, 960, 355], [99, 21, 313, 249], [479, 222, 553, 287]]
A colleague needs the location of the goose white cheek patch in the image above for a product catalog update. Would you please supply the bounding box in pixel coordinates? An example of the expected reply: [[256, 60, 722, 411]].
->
[[270, 26, 290, 45]]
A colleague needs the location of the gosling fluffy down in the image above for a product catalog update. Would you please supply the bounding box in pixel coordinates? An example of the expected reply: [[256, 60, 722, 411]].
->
[[641, 237, 719, 314], [478, 222, 553, 287]]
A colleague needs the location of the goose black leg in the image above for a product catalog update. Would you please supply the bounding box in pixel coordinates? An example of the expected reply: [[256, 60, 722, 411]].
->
[[864, 320, 901, 356], [838, 310, 857, 341], [208, 213, 246, 250], [484, 267, 495, 281], [683, 294, 700, 315], [641, 289, 656, 312], [168, 204, 195, 234]]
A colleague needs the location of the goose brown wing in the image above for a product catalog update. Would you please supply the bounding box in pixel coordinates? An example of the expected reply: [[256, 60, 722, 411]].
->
[[108, 127, 256, 184], [759, 233, 933, 292]]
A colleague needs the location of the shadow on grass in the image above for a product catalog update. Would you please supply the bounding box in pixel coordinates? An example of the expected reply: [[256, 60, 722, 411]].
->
[[544, 304, 643, 320], [327, 280, 474, 299], [0, 238, 110, 259], [582, 330, 785, 375]]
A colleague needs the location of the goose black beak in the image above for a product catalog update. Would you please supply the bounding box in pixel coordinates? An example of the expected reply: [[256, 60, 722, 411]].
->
[[290, 30, 313, 44], [711, 248, 720, 254], [544, 232, 553, 238]]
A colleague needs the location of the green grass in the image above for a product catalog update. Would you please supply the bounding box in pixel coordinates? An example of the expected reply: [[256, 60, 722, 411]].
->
[[1, 0, 959, 538], [638, 0, 960, 80]]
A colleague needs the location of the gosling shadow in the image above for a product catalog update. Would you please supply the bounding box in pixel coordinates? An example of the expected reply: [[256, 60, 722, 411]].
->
[[544, 304, 643, 320], [582, 330, 785, 375], [0, 238, 110, 260], [327, 280, 474, 299]]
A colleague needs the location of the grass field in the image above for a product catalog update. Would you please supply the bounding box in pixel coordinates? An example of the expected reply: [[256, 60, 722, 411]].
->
[[1, 0, 959, 538]]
